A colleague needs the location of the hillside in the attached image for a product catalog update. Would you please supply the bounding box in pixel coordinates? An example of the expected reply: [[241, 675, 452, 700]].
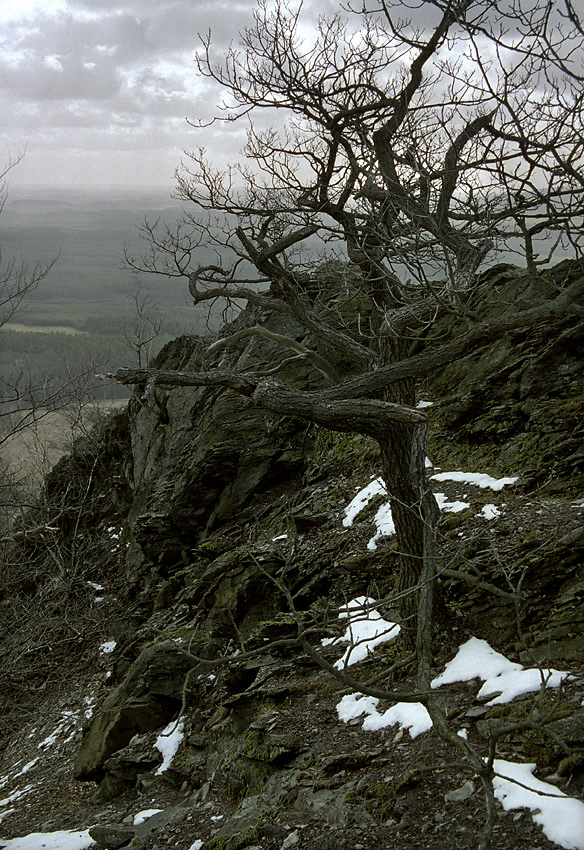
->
[[0, 259, 583, 850]]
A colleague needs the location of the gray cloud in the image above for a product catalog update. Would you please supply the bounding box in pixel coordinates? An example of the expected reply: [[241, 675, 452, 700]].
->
[[0, 0, 356, 190]]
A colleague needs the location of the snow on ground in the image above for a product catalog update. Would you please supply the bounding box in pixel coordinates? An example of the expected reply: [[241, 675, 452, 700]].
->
[[337, 693, 432, 738], [334, 603, 580, 850], [434, 492, 470, 513], [493, 760, 584, 850], [481, 504, 501, 519], [0, 829, 96, 849], [154, 717, 185, 775], [98, 641, 116, 656], [367, 502, 395, 550], [37, 711, 81, 751], [9, 759, 38, 781], [0, 785, 35, 809], [343, 478, 386, 527], [431, 637, 571, 705], [322, 596, 400, 668], [342, 465, 517, 549], [430, 471, 519, 490]]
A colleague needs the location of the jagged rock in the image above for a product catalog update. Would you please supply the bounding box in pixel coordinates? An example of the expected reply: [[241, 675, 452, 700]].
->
[[74, 642, 195, 782], [89, 823, 135, 848], [547, 711, 584, 745], [96, 733, 161, 801], [124, 309, 319, 574]]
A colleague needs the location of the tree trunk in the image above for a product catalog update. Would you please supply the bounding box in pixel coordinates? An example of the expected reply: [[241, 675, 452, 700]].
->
[[379, 419, 440, 658], [110, 366, 440, 659]]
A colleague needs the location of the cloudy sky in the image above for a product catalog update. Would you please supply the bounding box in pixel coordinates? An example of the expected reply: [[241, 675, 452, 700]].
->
[[0, 0, 337, 195]]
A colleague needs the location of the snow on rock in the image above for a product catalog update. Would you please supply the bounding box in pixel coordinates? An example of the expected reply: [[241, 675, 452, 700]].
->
[[154, 717, 185, 774], [99, 641, 116, 656], [431, 637, 570, 705], [322, 596, 400, 668], [188, 841, 204, 850], [133, 809, 163, 825], [430, 471, 518, 490], [0, 829, 96, 849], [493, 759, 584, 850]]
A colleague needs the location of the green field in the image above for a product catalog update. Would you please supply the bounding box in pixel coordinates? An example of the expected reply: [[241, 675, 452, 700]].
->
[[0, 187, 205, 336], [0, 188, 224, 407]]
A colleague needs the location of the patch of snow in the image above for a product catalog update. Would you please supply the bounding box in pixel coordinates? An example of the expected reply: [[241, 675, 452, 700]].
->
[[336, 693, 380, 723], [0, 807, 16, 823], [133, 809, 163, 825], [210, 815, 224, 821], [0, 785, 34, 808], [343, 478, 386, 527], [188, 841, 204, 850], [345, 483, 473, 550], [99, 641, 116, 656], [480, 504, 501, 519], [362, 701, 432, 738], [434, 493, 470, 513], [154, 717, 185, 775], [86, 581, 103, 591], [336, 693, 431, 738], [457, 728, 468, 740], [11, 759, 38, 779], [425, 456, 434, 468], [431, 637, 570, 705], [430, 471, 518, 490], [0, 829, 96, 849], [367, 502, 395, 550], [325, 597, 400, 668], [493, 759, 584, 850], [416, 400, 434, 408], [272, 534, 288, 541]]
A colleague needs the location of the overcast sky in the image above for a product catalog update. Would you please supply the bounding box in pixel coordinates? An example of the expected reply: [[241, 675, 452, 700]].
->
[[0, 0, 337, 196]]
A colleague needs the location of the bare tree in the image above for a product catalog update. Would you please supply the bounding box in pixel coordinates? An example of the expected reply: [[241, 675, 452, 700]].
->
[[0, 162, 102, 532], [122, 274, 162, 368], [0, 155, 56, 330], [117, 0, 584, 665]]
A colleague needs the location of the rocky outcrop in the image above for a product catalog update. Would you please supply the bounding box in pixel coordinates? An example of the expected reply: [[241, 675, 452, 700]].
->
[[2, 261, 584, 850], [428, 261, 584, 492], [74, 642, 195, 786]]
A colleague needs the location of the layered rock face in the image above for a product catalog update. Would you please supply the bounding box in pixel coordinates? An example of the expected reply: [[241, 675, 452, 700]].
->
[[1, 261, 583, 849], [68, 260, 584, 799]]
